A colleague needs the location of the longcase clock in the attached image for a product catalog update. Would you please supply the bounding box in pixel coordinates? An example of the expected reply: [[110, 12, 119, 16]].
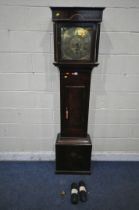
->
[[51, 7, 105, 174]]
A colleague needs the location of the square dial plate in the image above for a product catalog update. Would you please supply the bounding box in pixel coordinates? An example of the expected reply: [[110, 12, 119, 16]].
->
[[61, 27, 92, 60]]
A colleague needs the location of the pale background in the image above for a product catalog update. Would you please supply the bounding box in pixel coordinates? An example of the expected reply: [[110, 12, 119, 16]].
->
[[0, 0, 139, 160]]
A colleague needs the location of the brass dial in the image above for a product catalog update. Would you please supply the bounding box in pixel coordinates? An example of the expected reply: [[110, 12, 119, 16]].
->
[[61, 27, 92, 60]]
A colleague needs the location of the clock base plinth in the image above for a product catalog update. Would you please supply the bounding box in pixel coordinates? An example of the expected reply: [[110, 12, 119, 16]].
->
[[55, 133, 92, 174]]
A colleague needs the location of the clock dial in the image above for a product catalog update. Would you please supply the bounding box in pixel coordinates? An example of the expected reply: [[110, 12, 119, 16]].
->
[[61, 27, 92, 60]]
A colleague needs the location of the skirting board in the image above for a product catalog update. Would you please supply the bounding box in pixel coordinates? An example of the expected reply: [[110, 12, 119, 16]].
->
[[0, 151, 139, 161]]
